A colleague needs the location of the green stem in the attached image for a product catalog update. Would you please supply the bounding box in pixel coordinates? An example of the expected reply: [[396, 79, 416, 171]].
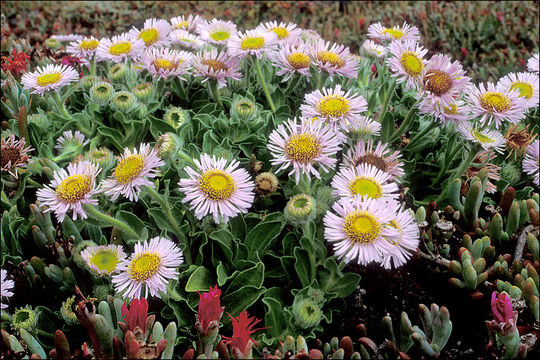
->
[[432, 144, 462, 185], [389, 101, 418, 143], [405, 120, 438, 147], [144, 186, 192, 265], [379, 79, 397, 139], [434, 147, 478, 204], [83, 204, 139, 240], [90, 56, 96, 76], [208, 80, 224, 110], [177, 149, 197, 168], [52, 92, 72, 120], [37, 329, 55, 339], [26, 177, 44, 188], [254, 57, 276, 113]]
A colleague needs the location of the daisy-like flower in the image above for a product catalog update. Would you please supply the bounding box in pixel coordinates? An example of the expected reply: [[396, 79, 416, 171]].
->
[[129, 18, 171, 48], [1, 134, 33, 179], [497, 72, 540, 109], [387, 40, 428, 90], [300, 29, 322, 44], [256, 21, 302, 43], [367, 22, 421, 43], [179, 155, 255, 224], [268, 118, 341, 184], [21, 64, 78, 95], [198, 19, 237, 46], [331, 163, 399, 202], [227, 29, 277, 59], [1, 268, 14, 310], [170, 29, 204, 50], [457, 122, 506, 154], [36, 160, 101, 222], [523, 139, 540, 186], [343, 140, 405, 181], [381, 201, 419, 269], [270, 40, 312, 82], [301, 85, 368, 136], [50, 34, 84, 42], [192, 48, 242, 88], [55, 130, 90, 154], [323, 197, 401, 267], [421, 54, 470, 108], [361, 40, 387, 58], [140, 47, 194, 80], [310, 40, 359, 79], [528, 53, 539, 73], [81, 245, 127, 275], [66, 37, 101, 59], [348, 116, 382, 138], [170, 14, 203, 32], [418, 98, 469, 126], [466, 82, 527, 129], [102, 143, 164, 202], [96, 34, 145, 63], [112, 236, 183, 299]]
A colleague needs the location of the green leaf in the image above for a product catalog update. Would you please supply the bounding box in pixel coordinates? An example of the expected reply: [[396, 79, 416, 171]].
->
[[222, 285, 266, 319], [294, 247, 312, 288], [245, 213, 285, 260], [327, 273, 361, 298], [216, 263, 229, 286], [185, 266, 216, 292], [262, 288, 287, 340], [116, 210, 147, 242], [209, 229, 234, 265], [227, 262, 265, 292]]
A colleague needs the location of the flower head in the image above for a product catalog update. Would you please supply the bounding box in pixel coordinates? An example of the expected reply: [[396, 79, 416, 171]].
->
[[523, 139, 540, 186], [323, 197, 401, 267], [497, 72, 539, 109], [50, 34, 84, 42], [36, 160, 101, 222], [256, 21, 302, 43], [222, 311, 266, 358], [284, 194, 317, 224], [96, 34, 145, 63], [197, 285, 225, 335], [66, 37, 101, 59], [129, 18, 171, 48], [343, 140, 405, 181], [348, 116, 381, 139], [55, 130, 89, 155], [1, 269, 14, 310], [504, 124, 537, 160], [268, 118, 341, 184], [1, 48, 30, 76], [198, 19, 237, 46], [192, 48, 242, 89], [367, 22, 421, 43], [418, 98, 469, 126], [164, 106, 189, 128], [381, 201, 420, 269], [491, 291, 514, 324], [387, 40, 428, 90], [227, 29, 277, 59], [1, 134, 33, 179], [310, 40, 359, 79], [21, 64, 79, 95], [112, 236, 183, 299], [11, 306, 38, 332], [121, 298, 149, 333], [457, 122, 506, 154], [170, 14, 203, 32], [81, 245, 127, 275], [527, 53, 539, 73], [270, 40, 312, 82], [170, 29, 204, 50], [102, 143, 164, 202], [466, 82, 527, 129], [361, 40, 387, 58], [464, 151, 501, 194], [140, 47, 194, 80], [179, 154, 255, 224], [254, 172, 279, 197]]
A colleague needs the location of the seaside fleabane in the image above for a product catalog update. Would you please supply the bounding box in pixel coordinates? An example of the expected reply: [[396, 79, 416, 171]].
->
[[527, 53, 539, 73], [256, 21, 302, 43], [96, 34, 145, 63], [1, 134, 33, 179], [418, 98, 469, 127], [21, 64, 78, 95], [81, 245, 127, 276], [178, 154, 255, 224], [192, 48, 242, 88], [270, 40, 312, 82], [140, 47, 194, 80], [523, 139, 540, 186], [310, 40, 359, 79], [268, 118, 341, 184], [1, 269, 14, 310], [367, 22, 421, 43], [198, 19, 237, 46], [128, 18, 171, 48], [323, 197, 401, 267], [112, 236, 183, 300], [102, 143, 164, 202], [66, 36, 101, 59], [457, 121, 506, 154], [170, 29, 204, 50], [497, 72, 539, 110], [170, 14, 203, 32], [227, 29, 277, 59], [387, 40, 428, 91], [343, 140, 405, 181], [36, 160, 101, 222]]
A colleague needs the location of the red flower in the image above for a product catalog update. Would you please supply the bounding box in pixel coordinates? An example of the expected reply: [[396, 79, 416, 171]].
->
[[222, 311, 266, 355], [460, 47, 468, 58], [1, 49, 30, 76], [61, 55, 82, 66], [496, 11, 503, 22], [358, 18, 365, 27], [224, 10, 231, 16], [491, 291, 513, 324], [121, 298, 149, 333], [520, 59, 526, 67], [333, 29, 339, 38], [197, 285, 225, 334], [371, 64, 377, 74]]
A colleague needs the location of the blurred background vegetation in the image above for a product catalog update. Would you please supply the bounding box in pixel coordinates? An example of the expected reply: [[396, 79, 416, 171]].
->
[[1, 1, 539, 82]]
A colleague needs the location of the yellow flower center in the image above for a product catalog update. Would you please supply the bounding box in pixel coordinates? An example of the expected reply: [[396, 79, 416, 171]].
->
[[287, 52, 310, 69], [423, 70, 452, 96], [109, 42, 132, 56], [129, 252, 161, 282], [36, 73, 63, 87], [343, 212, 381, 244], [210, 31, 230, 42], [317, 51, 345, 68], [349, 177, 382, 198], [285, 134, 321, 163], [153, 58, 176, 71], [79, 39, 99, 50], [382, 28, 404, 39], [91, 250, 119, 273], [317, 95, 350, 118], [241, 37, 265, 50], [199, 169, 236, 201], [270, 27, 289, 39], [510, 82, 533, 99], [472, 130, 494, 144], [202, 59, 229, 72], [175, 21, 189, 29], [115, 155, 144, 184], [443, 103, 458, 115], [479, 92, 512, 113], [138, 28, 160, 46], [400, 52, 424, 76], [56, 174, 92, 203]]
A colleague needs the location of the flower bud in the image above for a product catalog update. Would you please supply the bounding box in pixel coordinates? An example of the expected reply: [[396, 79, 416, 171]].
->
[[292, 295, 322, 329], [11, 306, 39, 332], [155, 133, 181, 161], [500, 163, 521, 185], [132, 82, 154, 102], [90, 81, 114, 105], [163, 106, 189, 129], [255, 172, 279, 196], [60, 296, 79, 325], [110, 91, 137, 113], [284, 194, 316, 225], [108, 63, 127, 82], [85, 147, 115, 170], [80, 75, 101, 90], [44, 37, 61, 50], [230, 96, 258, 121]]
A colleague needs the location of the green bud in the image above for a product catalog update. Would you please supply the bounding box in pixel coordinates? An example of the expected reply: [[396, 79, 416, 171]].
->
[[415, 206, 426, 223], [230, 96, 258, 121], [108, 63, 127, 82], [156, 133, 181, 161], [85, 146, 116, 170], [110, 91, 137, 113], [90, 81, 114, 105], [11, 306, 38, 332], [133, 102, 147, 119], [284, 194, 316, 225], [80, 75, 101, 90], [60, 296, 79, 325], [44, 37, 61, 50], [132, 82, 154, 102], [292, 295, 323, 329], [164, 106, 189, 129]]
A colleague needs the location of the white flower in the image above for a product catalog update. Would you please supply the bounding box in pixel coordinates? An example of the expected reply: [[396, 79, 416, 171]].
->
[[21, 64, 79, 95]]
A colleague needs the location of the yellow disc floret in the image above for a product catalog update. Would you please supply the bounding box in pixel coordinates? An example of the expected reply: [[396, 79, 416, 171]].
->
[[400, 52, 424, 77], [79, 39, 99, 50], [129, 252, 161, 282], [56, 174, 92, 203], [115, 155, 144, 184], [343, 211, 381, 244], [383, 28, 404, 39], [36, 73, 63, 86], [175, 21, 189, 30], [153, 58, 176, 71], [210, 31, 230, 42], [109, 42, 132, 56], [270, 27, 289, 39], [423, 70, 452, 96], [202, 59, 228, 72], [199, 169, 236, 201], [479, 92, 512, 113], [240, 37, 265, 50], [317, 95, 350, 118], [472, 130, 495, 144], [349, 177, 382, 198], [317, 51, 345, 68], [285, 134, 322, 163], [91, 250, 119, 274], [287, 53, 310, 69], [510, 82, 533, 99], [138, 28, 160, 46]]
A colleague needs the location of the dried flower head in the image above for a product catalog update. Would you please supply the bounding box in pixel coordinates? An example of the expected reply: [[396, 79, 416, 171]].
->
[[1, 134, 33, 179], [504, 123, 537, 160]]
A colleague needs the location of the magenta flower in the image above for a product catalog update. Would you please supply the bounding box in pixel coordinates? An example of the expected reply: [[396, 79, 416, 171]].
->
[[491, 291, 513, 324]]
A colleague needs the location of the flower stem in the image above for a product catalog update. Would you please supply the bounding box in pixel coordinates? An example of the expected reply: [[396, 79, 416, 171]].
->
[[379, 79, 396, 138], [144, 186, 193, 265], [207, 80, 224, 110], [83, 204, 139, 240], [405, 120, 438, 147], [52, 91, 72, 120], [389, 100, 418, 143], [90, 56, 96, 76], [254, 57, 276, 113], [177, 149, 197, 168], [434, 146, 478, 204]]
